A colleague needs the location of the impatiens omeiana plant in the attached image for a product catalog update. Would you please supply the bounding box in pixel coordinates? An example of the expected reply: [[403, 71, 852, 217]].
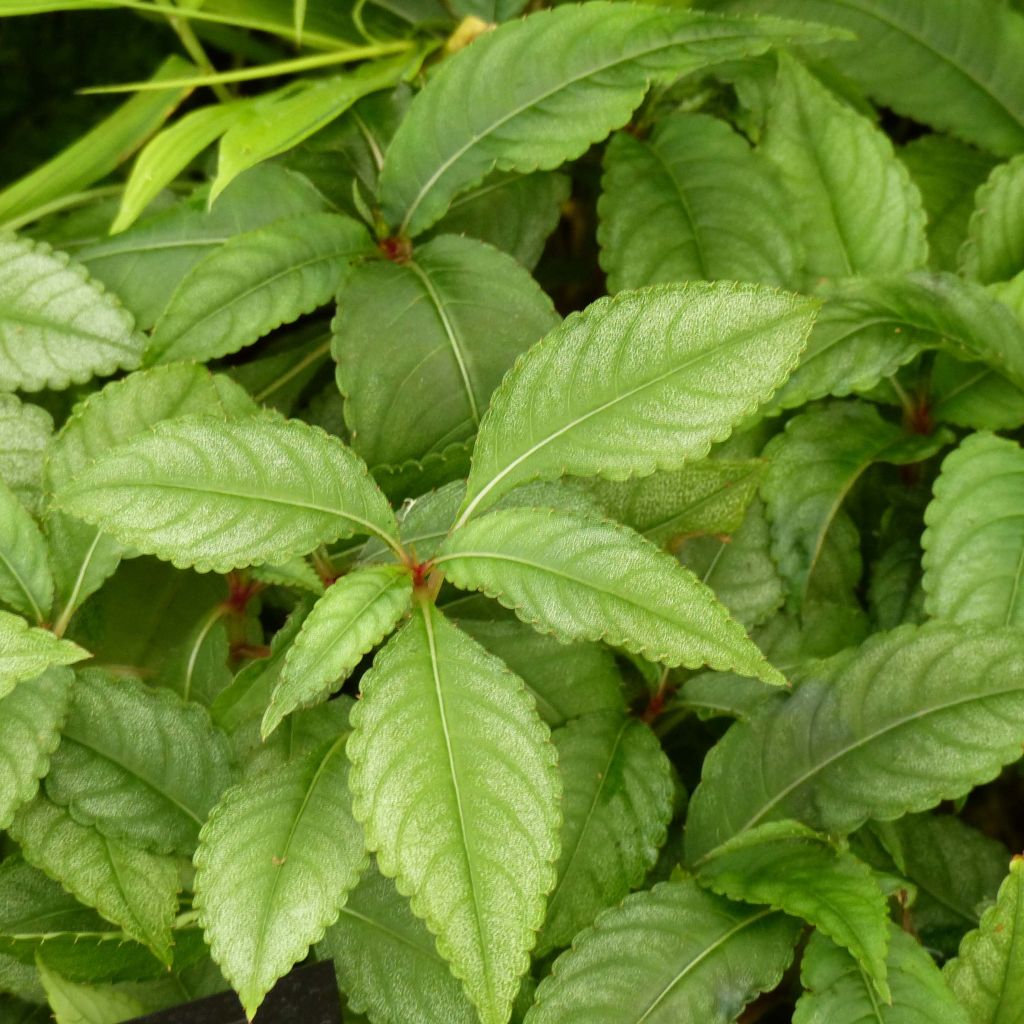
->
[[2, 0, 1024, 1021]]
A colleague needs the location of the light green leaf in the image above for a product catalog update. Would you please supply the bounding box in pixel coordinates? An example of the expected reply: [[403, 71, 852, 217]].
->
[[0, 394, 52, 514], [455, 619, 625, 728], [794, 926, 968, 1024], [378, 3, 841, 237], [211, 54, 417, 203], [262, 565, 413, 738], [0, 667, 72, 829], [439, 506, 784, 685], [347, 604, 561, 1024], [537, 712, 674, 956], [0, 56, 193, 229], [709, 0, 1024, 158], [112, 102, 250, 234], [961, 154, 1024, 284], [428, 172, 570, 271], [78, 164, 327, 332], [54, 413, 398, 574], [10, 795, 179, 964], [0, 612, 88, 698], [929, 358, 1024, 432], [698, 821, 891, 999], [586, 458, 766, 545], [194, 737, 367, 1018], [761, 54, 927, 282], [44, 671, 234, 855], [524, 879, 800, 1023], [674, 670, 780, 723], [460, 282, 818, 521], [318, 865, 478, 1024], [334, 234, 559, 468], [763, 402, 948, 607], [36, 959, 145, 1024], [923, 432, 1024, 626], [0, 478, 52, 624], [147, 213, 371, 365], [945, 856, 1024, 1022], [599, 113, 800, 292], [0, 233, 144, 393], [900, 135, 997, 272], [685, 623, 1024, 862]]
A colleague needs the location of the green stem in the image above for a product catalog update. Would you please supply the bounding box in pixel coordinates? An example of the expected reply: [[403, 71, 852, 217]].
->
[[166, 7, 235, 104]]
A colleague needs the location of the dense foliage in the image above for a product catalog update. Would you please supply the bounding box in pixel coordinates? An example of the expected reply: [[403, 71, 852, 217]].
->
[[2, 1, 1024, 1021]]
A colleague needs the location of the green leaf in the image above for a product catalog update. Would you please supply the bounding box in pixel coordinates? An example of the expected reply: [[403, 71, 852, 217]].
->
[[868, 538, 925, 631], [794, 925, 968, 1024], [537, 712, 674, 956], [762, 402, 949, 607], [194, 737, 367, 1018], [54, 413, 398, 574], [698, 821, 892, 999], [586, 458, 766, 545], [262, 565, 413, 738], [599, 113, 800, 292], [524, 879, 801, 1023], [459, 282, 818, 521], [378, 3, 841, 237], [961, 154, 1024, 284], [929, 357, 1024, 432], [0, 233, 144, 393], [945, 856, 1024, 1022], [318, 865, 478, 1024], [44, 671, 234, 855], [428, 172, 570, 271], [761, 54, 927, 282], [0, 478, 52, 624], [112, 102, 250, 234], [211, 54, 418, 203], [10, 795, 179, 964], [45, 364, 255, 628], [439, 506, 784, 684], [333, 234, 559, 468], [147, 213, 372, 366], [78, 164, 327, 332], [685, 623, 1024, 862], [455, 619, 625, 727], [0, 667, 72, 829], [347, 604, 560, 1024], [0, 56, 193, 229], [0, 612, 88, 698], [36, 959, 145, 1024], [709, 0, 1024, 158], [900, 136, 997, 272], [923, 432, 1024, 626], [0, 394, 52, 515]]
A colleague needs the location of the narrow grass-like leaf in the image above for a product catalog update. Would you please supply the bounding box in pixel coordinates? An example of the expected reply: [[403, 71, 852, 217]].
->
[[763, 402, 949, 607], [347, 604, 561, 1024], [761, 54, 927, 282], [147, 213, 372, 365], [0, 479, 52, 623], [262, 565, 413, 738], [0, 667, 71, 829], [0, 234, 144, 393], [439, 506, 785, 685], [524, 879, 801, 1023], [0, 612, 88, 699], [44, 671, 234, 855], [459, 282, 818, 521], [10, 794, 179, 964], [698, 821, 891, 999], [599, 113, 800, 291], [794, 925, 968, 1024], [378, 3, 841, 237], [537, 712, 674, 956], [54, 413, 398, 574], [945, 857, 1024, 1022], [194, 737, 367, 1018], [685, 623, 1024, 862], [333, 234, 558, 468]]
